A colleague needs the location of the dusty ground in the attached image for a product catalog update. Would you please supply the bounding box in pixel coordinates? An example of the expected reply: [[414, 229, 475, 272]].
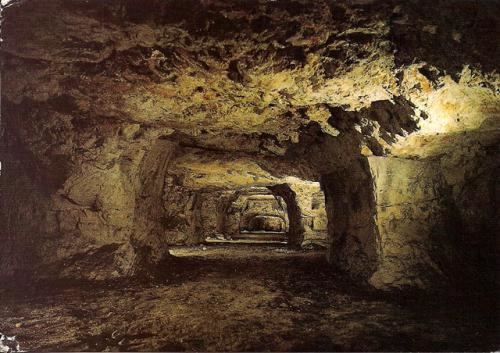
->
[[0, 245, 498, 352]]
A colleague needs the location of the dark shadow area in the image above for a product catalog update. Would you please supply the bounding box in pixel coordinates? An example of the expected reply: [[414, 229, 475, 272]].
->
[[391, 0, 500, 75], [0, 245, 497, 352]]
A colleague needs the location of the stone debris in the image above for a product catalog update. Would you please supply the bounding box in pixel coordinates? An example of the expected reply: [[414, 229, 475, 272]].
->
[[0, 334, 22, 353]]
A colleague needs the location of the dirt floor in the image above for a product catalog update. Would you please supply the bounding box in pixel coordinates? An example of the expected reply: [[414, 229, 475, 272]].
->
[[0, 245, 498, 352]]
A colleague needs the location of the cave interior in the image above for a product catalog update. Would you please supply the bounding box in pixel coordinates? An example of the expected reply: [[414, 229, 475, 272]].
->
[[0, 0, 499, 351]]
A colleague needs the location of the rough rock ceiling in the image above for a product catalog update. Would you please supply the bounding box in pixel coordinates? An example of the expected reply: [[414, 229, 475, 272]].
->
[[3, 0, 498, 166]]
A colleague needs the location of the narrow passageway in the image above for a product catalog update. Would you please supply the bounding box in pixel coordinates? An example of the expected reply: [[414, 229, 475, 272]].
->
[[0, 245, 496, 352]]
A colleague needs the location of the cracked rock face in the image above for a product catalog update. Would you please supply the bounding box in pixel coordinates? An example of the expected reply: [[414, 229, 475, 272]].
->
[[1, 0, 499, 290]]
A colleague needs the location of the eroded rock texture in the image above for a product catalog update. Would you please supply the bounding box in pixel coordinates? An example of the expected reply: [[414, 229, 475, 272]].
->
[[1, 0, 499, 290]]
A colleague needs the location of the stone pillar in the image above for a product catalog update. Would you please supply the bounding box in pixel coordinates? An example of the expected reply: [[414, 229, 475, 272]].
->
[[269, 184, 304, 247], [321, 158, 379, 281]]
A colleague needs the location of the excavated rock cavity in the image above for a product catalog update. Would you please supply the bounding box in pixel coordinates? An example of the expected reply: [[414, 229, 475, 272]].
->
[[1, 0, 499, 291]]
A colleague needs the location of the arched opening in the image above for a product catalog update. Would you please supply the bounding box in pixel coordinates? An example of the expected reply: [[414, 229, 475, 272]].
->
[[210, 187, 290, 243], [204, 181, 326, 246], [238, 193, 288, 237], [244, 215, 286, 233]]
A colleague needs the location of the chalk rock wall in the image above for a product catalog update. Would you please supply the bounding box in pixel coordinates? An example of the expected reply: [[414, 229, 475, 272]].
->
[[367, 157, 454, 290], [0, 121, 177, 279], [0, 158, 55, 279]]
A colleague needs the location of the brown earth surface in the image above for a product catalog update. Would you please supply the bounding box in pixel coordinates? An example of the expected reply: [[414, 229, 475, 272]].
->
[[0, 245, 497, 352]]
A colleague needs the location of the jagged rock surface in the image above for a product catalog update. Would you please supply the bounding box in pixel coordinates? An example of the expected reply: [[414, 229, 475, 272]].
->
[[1, 0, 499, 289]]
